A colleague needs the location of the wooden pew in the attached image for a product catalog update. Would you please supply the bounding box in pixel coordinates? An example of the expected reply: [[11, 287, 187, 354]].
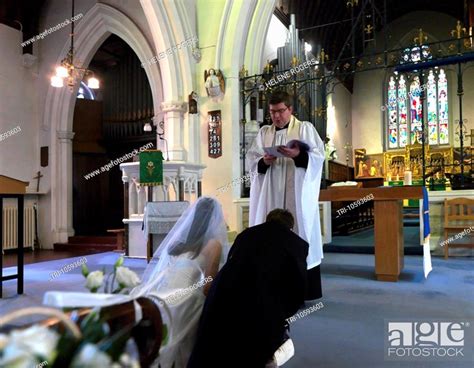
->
[[443, 198, 474, 259]]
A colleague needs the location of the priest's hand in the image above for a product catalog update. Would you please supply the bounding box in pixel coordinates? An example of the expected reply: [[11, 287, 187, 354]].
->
[[277, 145, 300, 158], [263, 154, 277, 165]]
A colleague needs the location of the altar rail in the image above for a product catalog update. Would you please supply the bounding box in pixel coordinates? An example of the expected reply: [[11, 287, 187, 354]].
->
[[120, 162, 206, 257], [120, 162, 206, 217]]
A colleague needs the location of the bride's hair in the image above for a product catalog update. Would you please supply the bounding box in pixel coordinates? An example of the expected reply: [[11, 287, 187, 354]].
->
[[168, 197, 215, 259], [131, 196, 229, 301]]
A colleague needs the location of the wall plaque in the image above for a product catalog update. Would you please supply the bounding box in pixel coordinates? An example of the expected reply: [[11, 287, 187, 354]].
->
[[208, 110, 222, 158]]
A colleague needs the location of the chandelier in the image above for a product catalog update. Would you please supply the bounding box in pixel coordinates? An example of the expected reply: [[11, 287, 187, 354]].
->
[[50, 0, 99, 90]]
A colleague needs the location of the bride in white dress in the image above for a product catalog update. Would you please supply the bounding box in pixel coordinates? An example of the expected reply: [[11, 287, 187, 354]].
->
[[130, 196, 229, 368]]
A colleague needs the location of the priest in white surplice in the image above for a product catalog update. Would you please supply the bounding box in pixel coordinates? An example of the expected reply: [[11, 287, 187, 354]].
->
[[246, 91, 325, 300]]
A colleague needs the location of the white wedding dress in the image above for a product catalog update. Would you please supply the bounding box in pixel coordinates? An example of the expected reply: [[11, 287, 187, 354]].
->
[[146, 252, 208, 368], [44, 197, 229, 368], [131, 197, 229, 368]]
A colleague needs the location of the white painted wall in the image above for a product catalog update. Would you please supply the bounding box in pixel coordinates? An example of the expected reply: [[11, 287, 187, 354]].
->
[[327, 81, 353, 165], [352, 69, 385, 153], [0, 24, 38, 187], [195, 0, 235, 228]]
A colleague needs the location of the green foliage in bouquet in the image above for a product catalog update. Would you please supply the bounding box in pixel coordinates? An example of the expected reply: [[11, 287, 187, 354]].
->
[[0, 309, 139, 368], [48, 310, 138, 367]]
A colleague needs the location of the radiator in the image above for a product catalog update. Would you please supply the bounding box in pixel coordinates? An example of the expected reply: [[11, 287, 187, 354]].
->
[[2, 206, 36, 250]]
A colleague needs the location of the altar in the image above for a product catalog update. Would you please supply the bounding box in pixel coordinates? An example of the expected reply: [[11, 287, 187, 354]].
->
[[120, 161, 205, 258], [320, 186, 424, 281]]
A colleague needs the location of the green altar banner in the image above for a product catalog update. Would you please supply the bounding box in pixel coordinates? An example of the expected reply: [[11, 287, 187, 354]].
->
[[139, 150, 163, 186]]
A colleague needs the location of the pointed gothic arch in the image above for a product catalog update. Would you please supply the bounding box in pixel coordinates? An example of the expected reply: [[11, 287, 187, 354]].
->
[[43, 3, 167, 243]]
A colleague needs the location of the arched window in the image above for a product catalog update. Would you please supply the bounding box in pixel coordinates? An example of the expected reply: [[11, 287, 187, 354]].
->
[[386, 68, 449, 149], [76, 81, 96, 100]]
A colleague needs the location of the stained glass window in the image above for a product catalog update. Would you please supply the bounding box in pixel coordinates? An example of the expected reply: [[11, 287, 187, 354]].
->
[[401, 45, 432, 64], [386, 69, 448, 149], [76, 81, 96, 100], [398, 76, 408, 147], [427, 70, 437, 144], [388, 76, 398, 148], [410, 77, 423, 144], [438, 69, 449, 144]]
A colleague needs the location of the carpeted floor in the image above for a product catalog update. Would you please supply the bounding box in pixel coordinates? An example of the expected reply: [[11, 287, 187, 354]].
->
[[0, 252, 473, 367], [325, 226, 423, 255]]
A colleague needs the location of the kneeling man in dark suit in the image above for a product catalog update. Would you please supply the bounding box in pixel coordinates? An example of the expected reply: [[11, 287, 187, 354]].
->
[[188, 209, 308, 368]]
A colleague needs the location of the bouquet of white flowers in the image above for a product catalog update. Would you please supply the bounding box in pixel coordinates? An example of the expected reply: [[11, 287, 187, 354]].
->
[[82, 256, 141, 294], [0, 307, 141, 367]]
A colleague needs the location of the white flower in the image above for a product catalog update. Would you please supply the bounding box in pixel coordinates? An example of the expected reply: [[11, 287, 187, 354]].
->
[[0, 333, 8, 350], [71, 343, 111, 368], [10, 325, 58, 358], [0, 348, 38, 368], [85, 270, 104, 291], [113, 353, 140, 368], [116, 267, 141, 288], [0, 325, 59, 367]]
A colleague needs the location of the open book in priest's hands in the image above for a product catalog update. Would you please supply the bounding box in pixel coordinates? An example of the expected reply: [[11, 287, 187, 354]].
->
[[263, 139, 310, 158]]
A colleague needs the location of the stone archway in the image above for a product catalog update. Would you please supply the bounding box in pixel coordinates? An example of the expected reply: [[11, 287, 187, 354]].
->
[[43, 3, 168, 244], [207, 0, 276, 231]]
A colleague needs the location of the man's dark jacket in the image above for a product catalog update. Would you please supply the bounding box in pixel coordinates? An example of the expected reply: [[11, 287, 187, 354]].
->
[[187, 221, 308, 368]]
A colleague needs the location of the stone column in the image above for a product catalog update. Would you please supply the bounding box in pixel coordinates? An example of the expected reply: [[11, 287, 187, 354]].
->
[[197, 169, 203, 197], [178, 166, 185, 201], [151, 115, 164, 156], [161, 101, 187, 161], [137, 186, 147, 215], [121, 169, 130, 255], [56, 130, 75, 241]]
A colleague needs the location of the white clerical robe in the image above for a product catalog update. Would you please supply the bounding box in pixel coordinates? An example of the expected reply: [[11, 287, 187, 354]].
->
[[246, 115, 325, 269]]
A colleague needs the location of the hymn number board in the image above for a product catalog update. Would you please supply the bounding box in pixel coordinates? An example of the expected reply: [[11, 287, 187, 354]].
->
[[208, 110, 222, 158]]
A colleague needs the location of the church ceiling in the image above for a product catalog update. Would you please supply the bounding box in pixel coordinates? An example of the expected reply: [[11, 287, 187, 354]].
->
[[277, 0, 467, 61], [0, 0, 470, 79], [0, 0, 47, 54]]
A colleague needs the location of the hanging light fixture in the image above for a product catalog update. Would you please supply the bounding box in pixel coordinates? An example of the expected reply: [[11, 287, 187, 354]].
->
[[50, 0, 100, 90], [87, 77, 99, 89], [50, 75, 64, 88], [143, 122, 152, 132]]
